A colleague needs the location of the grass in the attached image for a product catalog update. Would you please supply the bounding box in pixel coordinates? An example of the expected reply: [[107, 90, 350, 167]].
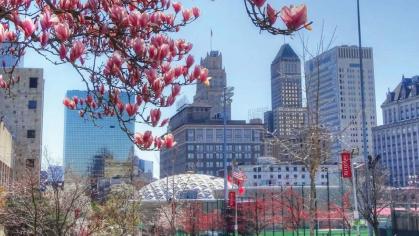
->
[[177, 229, 371, 236], [257, 229, 370, 236]]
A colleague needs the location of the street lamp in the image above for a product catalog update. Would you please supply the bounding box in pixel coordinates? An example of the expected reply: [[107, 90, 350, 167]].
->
[[223, 86, 234, 202]]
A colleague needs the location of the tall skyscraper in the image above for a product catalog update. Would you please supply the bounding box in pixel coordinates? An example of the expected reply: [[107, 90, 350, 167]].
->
[[63, 90, 134, 176], [0, 68, 44, 180], [305, 45, 377, 159], [271, 44, 303, 109], [193, 51, 231, 120], [373, 76, 419, 187], [265, 44, 306, 137]]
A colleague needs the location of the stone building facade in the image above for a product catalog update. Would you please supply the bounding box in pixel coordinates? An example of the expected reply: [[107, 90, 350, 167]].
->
[[193, 51, 231, 120], [0, 68, 44, 180], [0, 121, 13, 186], [373, 76, 419, 186]]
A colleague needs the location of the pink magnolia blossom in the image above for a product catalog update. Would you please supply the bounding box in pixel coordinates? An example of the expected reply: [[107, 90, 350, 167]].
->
[[163, 134, 176, 149], [40, 11, 56, 31], [154, 137, 163, 149], [186, 54, 194, 68], [20, 19, 35, 38], [160, 118, 169, 127], [280, 4, 308, 30], [59, 44, 67, 60], [132, 38, 145, 56], [136, 95, 143, 106], [171, 84, 181, 97], [116, 102, 124, 114], [54, 23, 71, 42], [182, 9, 192, 22], [172, 2, 182, 13], [152, 79, 163, 97], [192, 7, 200, 18], [134, 131, 153, 148], [0, 75, 6, 88], [0, 25, 7, 43], [70, 41, 85, 63], [0, 0, 205, 151], [63, 97, 76, 109], [125, 103, 138, 117], [150, 108, 161, 127], [40, 32, 49, 47], [267, 4, 277, 25], [252, 0, 266, 8]]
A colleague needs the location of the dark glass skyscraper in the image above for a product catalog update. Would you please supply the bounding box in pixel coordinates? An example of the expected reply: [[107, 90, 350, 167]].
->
[[266, 44, 306, 137], [271, 44, 302, 109], [63, 90, 134, 176]]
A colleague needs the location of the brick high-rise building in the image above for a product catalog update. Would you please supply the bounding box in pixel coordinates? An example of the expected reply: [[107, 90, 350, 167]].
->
[[160, 105, 264, 178], [0, 68, 44, 179]]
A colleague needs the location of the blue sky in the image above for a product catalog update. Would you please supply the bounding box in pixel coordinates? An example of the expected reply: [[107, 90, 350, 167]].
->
[[24, 0, 419, 177]]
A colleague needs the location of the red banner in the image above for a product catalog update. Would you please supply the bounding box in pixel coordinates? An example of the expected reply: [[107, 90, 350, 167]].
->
[[341, 151, 352, 178], [228, 191, 236, 208]]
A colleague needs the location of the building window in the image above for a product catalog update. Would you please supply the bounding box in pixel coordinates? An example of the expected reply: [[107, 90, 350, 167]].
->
[[187, 129, 194, 141], [206, 129, 213, 141], [27, 130, 36, 138], [196, 129, 204, 141], [28, 100, 37, 109], [26, 159, 35, 168], [29, 77, 38, 88]]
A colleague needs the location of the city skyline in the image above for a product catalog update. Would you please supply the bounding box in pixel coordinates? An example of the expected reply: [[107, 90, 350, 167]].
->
[[18, 0, 419, 177]]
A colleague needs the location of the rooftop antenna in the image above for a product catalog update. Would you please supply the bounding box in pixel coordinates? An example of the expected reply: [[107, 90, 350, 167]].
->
[[210, 29, 213, 51]]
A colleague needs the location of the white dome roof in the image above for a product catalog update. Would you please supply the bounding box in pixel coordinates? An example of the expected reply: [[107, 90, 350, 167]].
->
[[139, 174, 228, 201]]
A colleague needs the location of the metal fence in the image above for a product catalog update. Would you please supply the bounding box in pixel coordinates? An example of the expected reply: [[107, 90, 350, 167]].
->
[[141, 184, 367, 236]]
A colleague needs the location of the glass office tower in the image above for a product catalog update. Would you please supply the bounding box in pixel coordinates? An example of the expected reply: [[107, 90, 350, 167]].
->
[[63, 90, 134, 176]]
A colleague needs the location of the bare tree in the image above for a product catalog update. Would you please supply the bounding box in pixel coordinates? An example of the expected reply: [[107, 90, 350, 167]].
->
[[96, 183, 143, 236], [356, 155, 390, 236], [0, 168, 104, 236]]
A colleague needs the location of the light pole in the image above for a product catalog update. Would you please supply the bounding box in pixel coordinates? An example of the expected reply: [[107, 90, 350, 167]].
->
[[350, 148, 361, 236], [356, 1, 372, 235], [223, 86, 234, 202]]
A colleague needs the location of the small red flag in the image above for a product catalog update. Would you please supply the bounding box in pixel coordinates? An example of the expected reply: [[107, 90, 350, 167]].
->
[[341, 151, 352, 178], [228, 191, 236, 208]]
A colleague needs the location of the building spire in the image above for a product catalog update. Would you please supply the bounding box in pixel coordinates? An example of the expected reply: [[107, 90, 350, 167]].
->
[[210, 29, 213, 51]]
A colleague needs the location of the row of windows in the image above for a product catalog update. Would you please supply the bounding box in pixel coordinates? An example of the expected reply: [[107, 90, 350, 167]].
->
[[187, 144, 261, 152], [252, 181, 328, 187], [187, 153, 259, 159], [253, 166, 306, 172], [186, 128, 261, 142]]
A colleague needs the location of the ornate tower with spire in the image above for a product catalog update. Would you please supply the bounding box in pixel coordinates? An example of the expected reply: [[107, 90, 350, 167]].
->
[[193, 51, 231, 120]]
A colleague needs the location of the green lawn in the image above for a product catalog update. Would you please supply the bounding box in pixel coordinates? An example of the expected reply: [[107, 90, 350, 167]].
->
[[258, 229, 370, 236], [177, 229, 371, 236]]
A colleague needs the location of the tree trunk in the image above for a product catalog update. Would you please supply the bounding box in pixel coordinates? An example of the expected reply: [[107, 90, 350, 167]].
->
[[309, 173, 317, 236], [373, 225, 380, 236]]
